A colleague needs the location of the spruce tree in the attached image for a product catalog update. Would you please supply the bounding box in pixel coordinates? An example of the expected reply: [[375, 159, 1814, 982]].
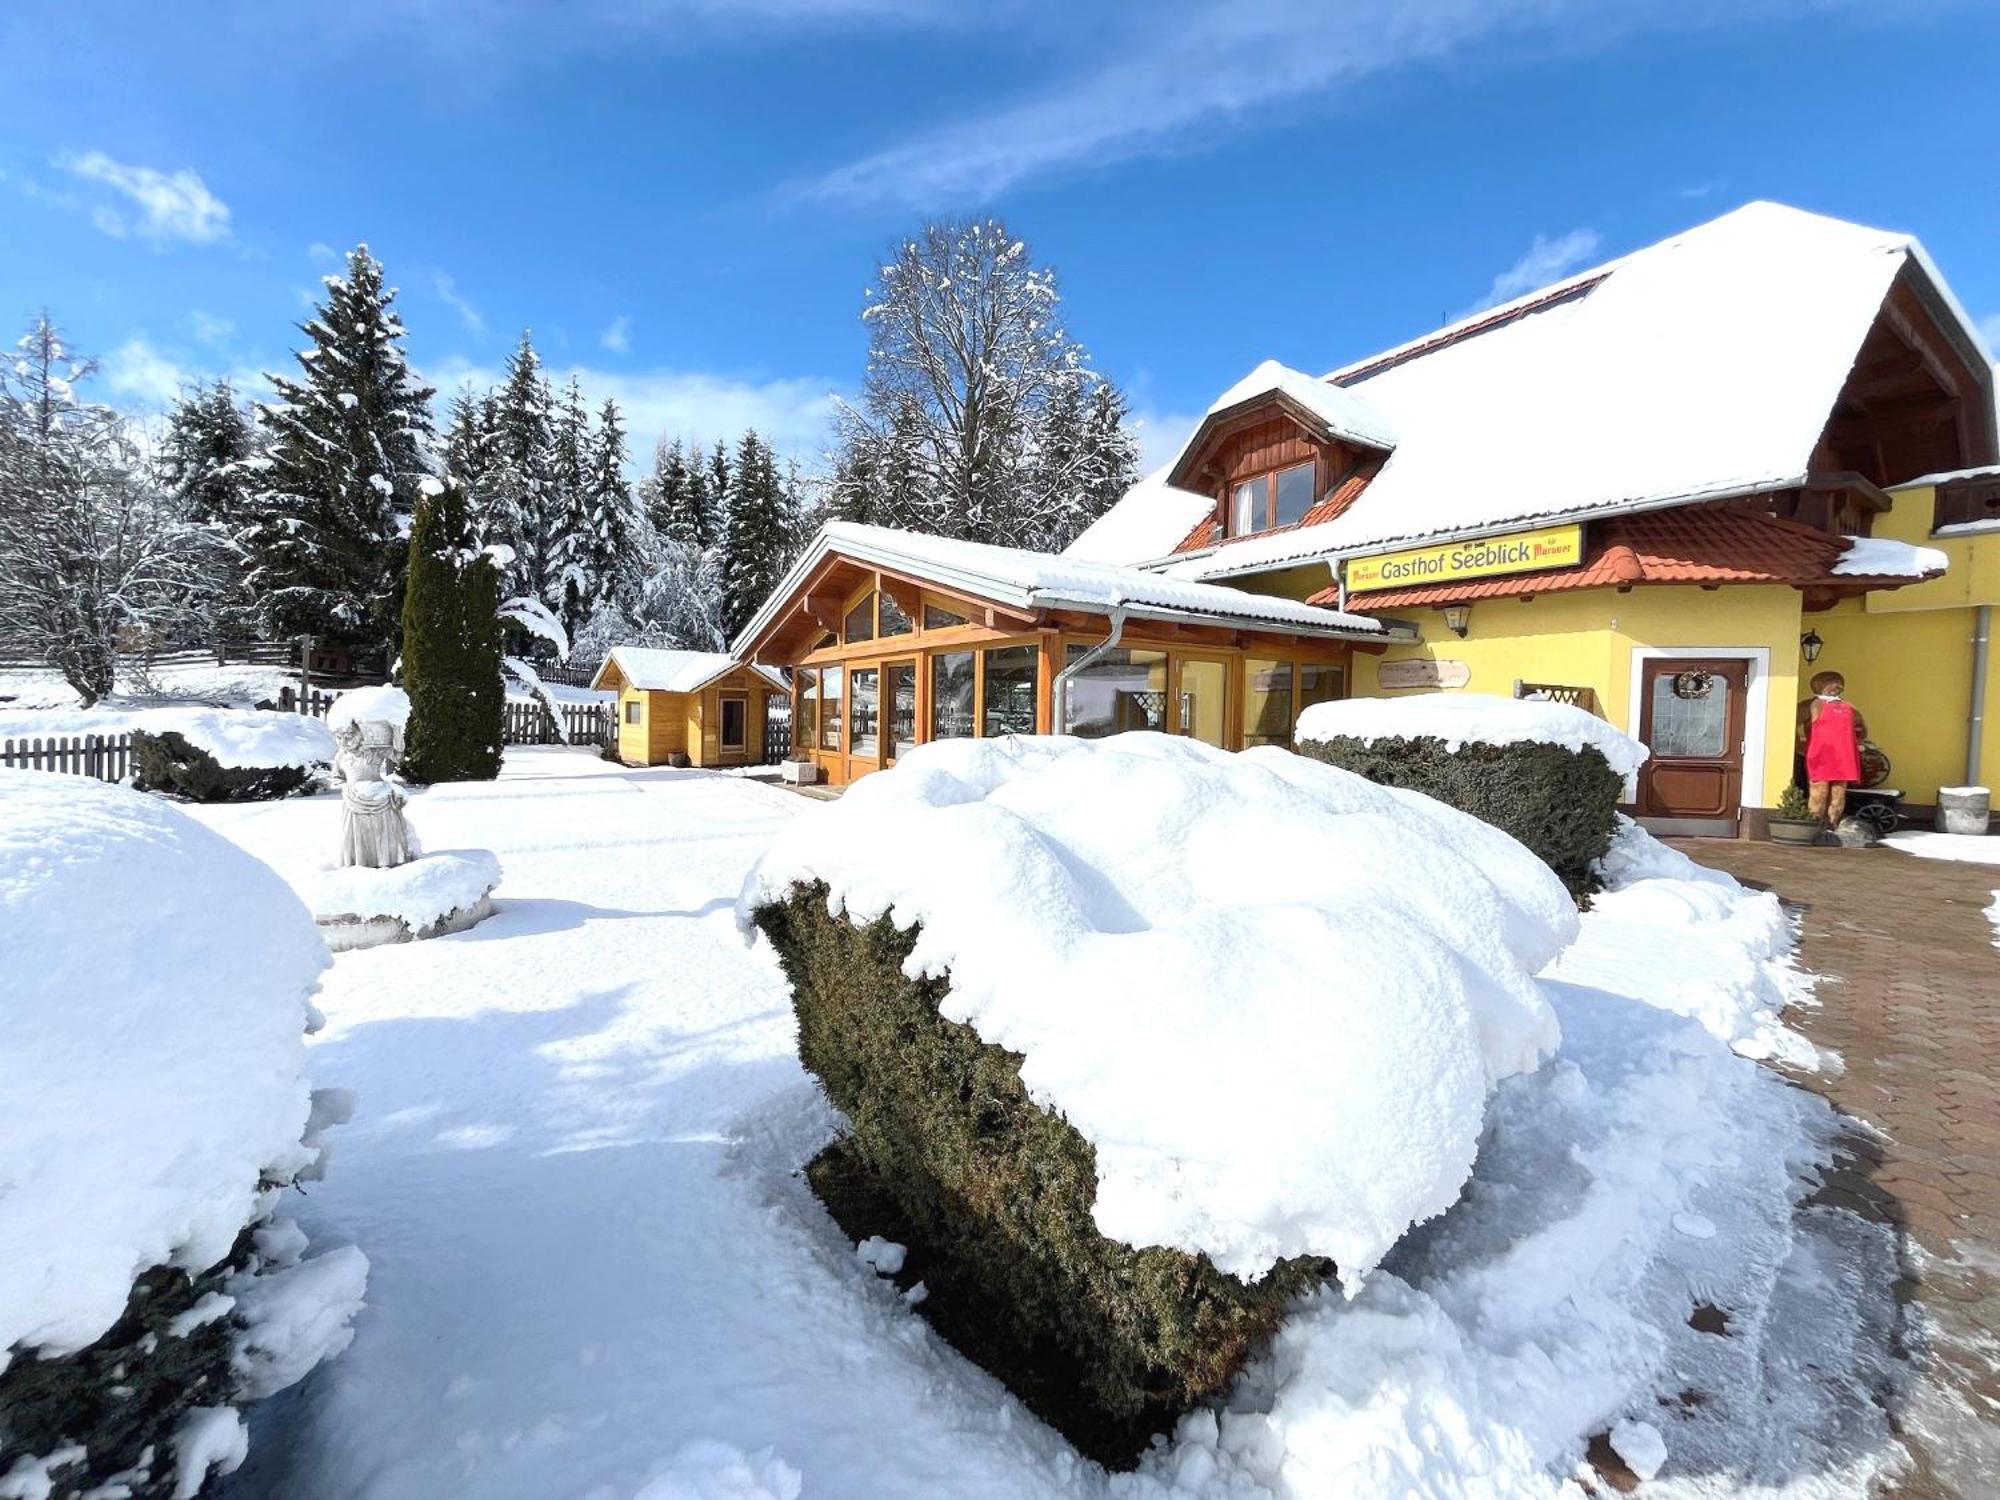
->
[[244, 245, 434, 651], [581, 399, 632, 616], [160, 381, 256, 530], [401, 478, 504, 783], [706, 441, 731, 543], [645, 437, 695, 543], [488, 331, 556, 604], [721, 430, 790, 641], [550, 375, 591, 638], [441, 389, 500, 534]]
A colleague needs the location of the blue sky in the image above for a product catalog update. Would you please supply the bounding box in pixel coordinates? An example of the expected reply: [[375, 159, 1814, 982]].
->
[[3, 0, 1995, 473]]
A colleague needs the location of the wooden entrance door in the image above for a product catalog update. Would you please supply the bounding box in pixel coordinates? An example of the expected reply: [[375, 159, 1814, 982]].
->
[[718, 692, 748, 763], [1637, 658, 1748, 825]]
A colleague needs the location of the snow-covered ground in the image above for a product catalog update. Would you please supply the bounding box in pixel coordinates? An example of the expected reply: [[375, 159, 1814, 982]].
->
[[0, 662, 300, 712], [180, 748, 1910, 1499]]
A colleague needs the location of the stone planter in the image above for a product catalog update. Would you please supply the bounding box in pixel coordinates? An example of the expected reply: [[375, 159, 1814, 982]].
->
[[1768, 817, 1822, 847], [1935, 786, 1991, 836]]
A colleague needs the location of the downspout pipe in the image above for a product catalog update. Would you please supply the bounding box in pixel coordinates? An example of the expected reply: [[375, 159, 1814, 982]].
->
[[1970, 603, 1992, 787], [1053, 604, 1127, 737]]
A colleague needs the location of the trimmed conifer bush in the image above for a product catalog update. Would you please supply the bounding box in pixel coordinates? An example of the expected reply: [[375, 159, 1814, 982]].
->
[[1297, 733, 1624, 896], [401, 479, 504, 784], [752, 882, 1332, 1467], [130, 729, 316, 802]]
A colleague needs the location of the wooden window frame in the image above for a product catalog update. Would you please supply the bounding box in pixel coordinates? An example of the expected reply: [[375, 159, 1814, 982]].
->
[[1226, 459, 1317, 539]]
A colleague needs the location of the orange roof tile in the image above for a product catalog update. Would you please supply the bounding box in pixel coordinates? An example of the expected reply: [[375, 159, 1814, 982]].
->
[[1310, 505, 1940, 610]]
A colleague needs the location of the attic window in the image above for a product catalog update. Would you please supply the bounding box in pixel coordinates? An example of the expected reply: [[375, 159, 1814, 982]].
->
[[1229, 462, 1315, 537]]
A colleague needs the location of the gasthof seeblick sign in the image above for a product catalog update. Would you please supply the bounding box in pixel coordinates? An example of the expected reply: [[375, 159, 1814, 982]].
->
[[1346, 523, 1584, 592]]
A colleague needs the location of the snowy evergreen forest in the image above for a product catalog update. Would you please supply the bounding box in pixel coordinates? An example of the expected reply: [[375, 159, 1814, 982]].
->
[[0, 220, 1136, 700]]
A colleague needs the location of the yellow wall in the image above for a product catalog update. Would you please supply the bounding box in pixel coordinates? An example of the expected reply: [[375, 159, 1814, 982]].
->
[[614, 686, 689, 766], [1345, 584, 1805, 810], [1813, 483, 2000, 800]]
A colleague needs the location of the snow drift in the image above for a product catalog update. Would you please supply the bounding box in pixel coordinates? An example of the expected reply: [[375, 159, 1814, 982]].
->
[[740, 733, 1574, 1286], [0, 771, 367, 1495]]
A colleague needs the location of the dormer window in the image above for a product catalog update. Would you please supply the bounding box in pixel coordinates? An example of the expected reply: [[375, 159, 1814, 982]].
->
[[1229, 461, 1316, 536]]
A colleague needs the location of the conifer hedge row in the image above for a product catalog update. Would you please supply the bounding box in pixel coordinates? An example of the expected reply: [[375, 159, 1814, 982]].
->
[[1297, 733, 1624, 897], [753, 884, 1332, 1467]]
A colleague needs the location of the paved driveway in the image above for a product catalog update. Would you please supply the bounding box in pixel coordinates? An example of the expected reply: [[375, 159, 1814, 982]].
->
[[1668, 838, 1999, 1499]]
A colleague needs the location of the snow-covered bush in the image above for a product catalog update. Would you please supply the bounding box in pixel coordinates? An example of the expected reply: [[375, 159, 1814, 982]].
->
[[0, 772, 366, 1498], [129, 708, 334, 803], [1297, 693, 1646, 897], [741, 734, 1573, 1463]]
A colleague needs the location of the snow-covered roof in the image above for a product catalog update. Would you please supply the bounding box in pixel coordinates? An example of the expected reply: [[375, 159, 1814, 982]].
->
[[594, 648, 785, 696], [1831, 535, 1948, 578], [1060, 465, 1214, 566], [1187, 358, 1399, 457], [1885, 462, 2000, 491], [1133, 203, 1991, 581], [735, 522, 1395, 654]]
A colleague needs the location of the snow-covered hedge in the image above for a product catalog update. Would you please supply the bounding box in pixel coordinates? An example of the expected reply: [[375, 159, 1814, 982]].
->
[[1297, 693, 1644, 897], [0, 773, 367, 1499], [740, 735, 1573, 1461], [129, 708, 335, 803]]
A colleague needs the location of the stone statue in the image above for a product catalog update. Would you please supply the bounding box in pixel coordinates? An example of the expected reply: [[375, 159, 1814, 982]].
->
[[333, 718, 414, 869]]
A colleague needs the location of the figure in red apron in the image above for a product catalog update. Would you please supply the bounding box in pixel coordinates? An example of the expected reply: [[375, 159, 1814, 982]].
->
[[1801, 670, 1866, 828]]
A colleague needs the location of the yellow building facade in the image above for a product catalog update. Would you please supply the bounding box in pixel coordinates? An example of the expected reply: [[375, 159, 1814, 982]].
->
[[1807, 473, 2000, 802]]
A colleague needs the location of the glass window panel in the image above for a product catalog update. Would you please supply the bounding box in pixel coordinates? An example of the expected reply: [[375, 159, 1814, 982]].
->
[[982, 646, 1039, 737], [1298, 663, 1344, 715], [930, 652, 975, 739], [1244, 658, 1295, 747], [797, 667, 818, 749], [1230, 478, 1262, 537], [879, 592, 913, 637], [844, 593, 875, 644], [1649, 674, 1728, 758], [923, 603, 967, 629], [1273, 463, 1315, 528], [1176, 658, 1227, 747], [888, 663, 917, 758], [1062, 645, 1169, 738], [624, 700, 641, 725], [720, 696, 747, 751], [819, 665, 843, 750], [850, 668, 879, 758]]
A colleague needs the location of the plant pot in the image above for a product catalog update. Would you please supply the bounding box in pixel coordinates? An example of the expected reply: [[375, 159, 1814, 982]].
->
[[1768, 817, 1822, 846]]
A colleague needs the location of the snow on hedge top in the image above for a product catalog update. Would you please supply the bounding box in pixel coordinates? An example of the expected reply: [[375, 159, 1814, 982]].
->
[[0, 772, 329, 1358], [326, 684, 411, 731], [1299, 692, 1649, 778], [0, 707, 333, 769], [739, 733, 1574, 1285]]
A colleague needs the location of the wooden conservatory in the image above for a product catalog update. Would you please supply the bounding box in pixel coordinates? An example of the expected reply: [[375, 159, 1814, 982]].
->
[[733, 522, 1406, 787]]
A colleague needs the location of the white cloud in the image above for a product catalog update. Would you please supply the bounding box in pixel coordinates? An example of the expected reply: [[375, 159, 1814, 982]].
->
[[308, 241, 341, 265], [600, 315, 632, 353], [56, 151, 231, 244], [433, 272, 486, 334], [188, 310, 235, 345], [1461, 227, 1603, 316], [1977, 312, 2000, 359], [103, 338, 194, 407], [792, 0, 1884, 209], [102, 337, 272, 411], [425, 355, 846, 467], [1130, 407, 1201, 475]]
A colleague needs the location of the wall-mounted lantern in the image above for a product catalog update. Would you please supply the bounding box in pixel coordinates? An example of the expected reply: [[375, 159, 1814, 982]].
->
[[1441, 604, 1472, 639], [1800, 628, 1824, 664]]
